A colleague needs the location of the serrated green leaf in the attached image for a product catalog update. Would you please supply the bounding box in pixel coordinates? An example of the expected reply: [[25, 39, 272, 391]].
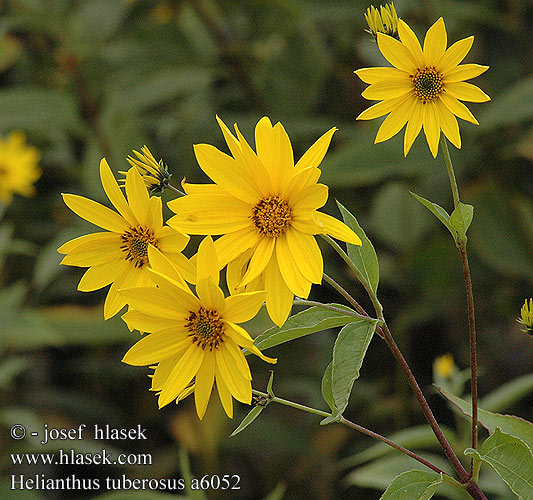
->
[[449, 203, 474, 243], [337, 200, 379, 293], [230, 406, 265, 437], [331, 320, 378, 415], [464, 428, 533, 500], [379, 470, 442, 500], [252, 304, 360, 352], [409, 191, 455, 238], [321, 361, 335, 412], [438, 387, 533, 450]]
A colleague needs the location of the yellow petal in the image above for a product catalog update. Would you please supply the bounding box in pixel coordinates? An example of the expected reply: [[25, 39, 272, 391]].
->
[[423, 102, 441, 158], [193, 143, 262, 204], [151, 358, 176, 391], [99, 158, 136, 226], [313, 212, 362, 245], [223, 338, 252, 379], [147, 245, 188, 289], [223, 291, 266, 323], [214, 228, 261, 269], [145, 195, 163, 233], [291, 216, 321, 235], [103, 262, 131, 319], [196, 277, 226, 312], [167, 194, 252, 235], [443, 63, 489, 83], [275, 234, 311, 297], [196, 236, 219, 285], [282, 166, 322, 201], [183, 182, 227, 196], [155, 225, 189, 253], [404, 101, 424, 155], [77, 259, 124, 291], [159, 345, 205, 408], [239, 236, 275, 287], [216, 344, 251, 403], [125, 167, 150, 226], [294, 127, 336, 170], [285, 230, 323, 283], [436, 99, 461, 149], [424, 17, 447, 66], [355, 67, 407, 84], [356, 93, 413, 121], [122, 328, 191, 366], [438, 36, 474, 74], [439, 93, 479, 125], [290, 183, 328, 212], [194, 354, 215, 419], [226, 248, 253, 295], [376, 32, 418, 73], [121, 309, 180, 333], [58, 232, 118, 254], [264, 258, 293, 327], [397, 20, 424, 67], [59, 234, 122, 267], [375, 95, 417, 143], [165, 252, 196, 284], [445, 82, 491, 103], [146, 269, 199, 312], [120, 286, 190, 319], [362, 79, 412, 101], [215, 366, 233, 418], [62, 194, 129, 233]]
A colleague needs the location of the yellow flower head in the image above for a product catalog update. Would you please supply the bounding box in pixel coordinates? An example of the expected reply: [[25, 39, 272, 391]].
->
[[122, 146, 172, 194], [0, 131, 41, 205], [355, 17, 490, 157], [517, 298, 533, 335], [58, 159, 192, 319], [364, 3, 399, 39], [433, 353, 455, 379], [120, 236, 276, 419], [167, 116, 362, 327]]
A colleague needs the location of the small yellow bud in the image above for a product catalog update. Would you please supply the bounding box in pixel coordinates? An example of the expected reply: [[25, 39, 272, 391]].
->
[[517, 298, 533, 335], [434, 353, 455, 379], [364, 2, 399, 40], [121, 146, 172, 194]]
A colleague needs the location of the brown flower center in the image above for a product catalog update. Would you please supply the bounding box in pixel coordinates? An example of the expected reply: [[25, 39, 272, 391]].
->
[[120, 226, 158, 268], [412, 67, 443, 103], [185, 307, 224, 350], [251, 196, 292, 237]]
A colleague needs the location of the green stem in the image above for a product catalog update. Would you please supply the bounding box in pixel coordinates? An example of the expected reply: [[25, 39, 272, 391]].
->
[[167, 183, 185, 196], [293, 298, 380, 324], [441, 134, 479, 465], [441, 134, 460, 209], [251, 389, 447, 476]]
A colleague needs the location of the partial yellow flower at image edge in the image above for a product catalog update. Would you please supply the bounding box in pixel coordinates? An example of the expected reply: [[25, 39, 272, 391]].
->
[[355, 17, 490, 157], [168, 115, 362, 327], [58, 158, 192, 319], [120, 236, 276, 419]]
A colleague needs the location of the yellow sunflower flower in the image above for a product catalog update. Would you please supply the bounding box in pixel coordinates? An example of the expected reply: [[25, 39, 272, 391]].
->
[[355, 17, 490, 157], [120, 236, 276, 419], [58, 159, 192, 319], [0, 131, 41, 205], [167, 116, 362, 327]]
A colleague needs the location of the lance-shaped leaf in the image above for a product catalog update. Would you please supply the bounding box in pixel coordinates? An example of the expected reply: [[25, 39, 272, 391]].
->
[[379, 470, 443, 500], [437, 387, 533, 450], [252, 304, 361, 352], [331, 319, 378, 416], [449, 202, 474, 243], [409, 191, 455, 239], [465, 428, 533, 500], [337, 201, 379, 293], [230, 406, 266, 437]]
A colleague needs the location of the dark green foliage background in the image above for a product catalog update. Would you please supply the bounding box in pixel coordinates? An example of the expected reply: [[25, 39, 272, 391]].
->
[[0, 0, 531, 499]]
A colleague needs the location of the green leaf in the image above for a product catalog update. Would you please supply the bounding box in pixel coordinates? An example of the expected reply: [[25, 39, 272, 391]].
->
[[321, 361, 335, 412], [336, 200, 379, 293], [449, 203, 474, 243], [409, 191, 455, 239], [480, 374, 533, 413], [262, 483, 286, 500], [230, 406, 266, 437], [379, 470, 442, 500], [331, 320, 378, 415], [464, 428, 533, 500], [437, 387, 533, 450], [253, 304, 360, 352]]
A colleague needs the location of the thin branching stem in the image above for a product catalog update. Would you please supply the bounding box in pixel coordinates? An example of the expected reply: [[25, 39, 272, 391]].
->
[[293, 298, 380, 323]]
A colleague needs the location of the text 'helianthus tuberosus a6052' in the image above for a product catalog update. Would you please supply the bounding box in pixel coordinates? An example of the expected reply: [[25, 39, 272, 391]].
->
[[167, 116, 362, 327]]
